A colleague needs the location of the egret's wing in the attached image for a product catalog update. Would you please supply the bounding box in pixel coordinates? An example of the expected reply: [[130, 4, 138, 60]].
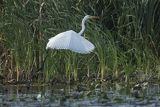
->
[[46, 30, 95, 54], [69, 33, 95, 54], [46, 30, 72, 50]]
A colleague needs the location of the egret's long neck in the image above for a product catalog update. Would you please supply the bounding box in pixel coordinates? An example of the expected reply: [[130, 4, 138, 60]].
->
[[78, 17, 88, 35]]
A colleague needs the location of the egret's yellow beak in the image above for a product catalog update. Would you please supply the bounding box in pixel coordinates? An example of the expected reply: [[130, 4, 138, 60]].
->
[[91, 16, 99, 19]]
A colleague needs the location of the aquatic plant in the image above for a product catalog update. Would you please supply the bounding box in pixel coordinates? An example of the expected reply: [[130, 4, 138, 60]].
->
[[0, 0, 160, 84]]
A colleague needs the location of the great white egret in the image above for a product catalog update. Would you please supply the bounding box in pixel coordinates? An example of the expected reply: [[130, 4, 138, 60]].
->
[[46, 15, 98, 54], [33, 15, 98, 73]]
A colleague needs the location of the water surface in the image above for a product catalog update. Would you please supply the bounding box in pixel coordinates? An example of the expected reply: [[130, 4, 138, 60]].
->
[[0, 83, 160, 107]]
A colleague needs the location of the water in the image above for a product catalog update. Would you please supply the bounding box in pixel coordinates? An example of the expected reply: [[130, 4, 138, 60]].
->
[[0, 83, 160, 107]]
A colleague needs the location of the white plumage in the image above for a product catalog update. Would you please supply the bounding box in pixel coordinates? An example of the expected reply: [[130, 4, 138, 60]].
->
[[46, 15, 97, 54], [46, 30, 95, 54]]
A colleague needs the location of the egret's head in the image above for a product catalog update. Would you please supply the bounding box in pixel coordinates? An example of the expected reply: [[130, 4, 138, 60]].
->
[[84, 15, 99, 20]]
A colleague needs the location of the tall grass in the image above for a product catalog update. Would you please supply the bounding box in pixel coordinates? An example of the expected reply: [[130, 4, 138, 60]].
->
[[0, 0, 160, 83]]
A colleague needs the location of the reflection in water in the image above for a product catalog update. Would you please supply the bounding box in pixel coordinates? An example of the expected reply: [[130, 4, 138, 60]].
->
[[0, 83, 160, 107]]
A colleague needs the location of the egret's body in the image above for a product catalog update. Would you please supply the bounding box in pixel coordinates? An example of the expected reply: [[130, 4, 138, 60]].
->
[[46, 15, 97, 54]]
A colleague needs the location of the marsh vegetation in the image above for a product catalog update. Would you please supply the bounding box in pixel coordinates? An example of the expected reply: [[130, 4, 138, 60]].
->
[[0, 0, 160, 84]]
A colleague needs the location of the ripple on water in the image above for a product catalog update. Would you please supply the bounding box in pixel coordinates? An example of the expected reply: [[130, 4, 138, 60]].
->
[[0, 83, 160, 107]]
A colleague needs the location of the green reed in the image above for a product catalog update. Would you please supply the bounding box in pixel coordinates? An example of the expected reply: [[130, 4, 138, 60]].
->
[[0, 0, 160, 83]]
